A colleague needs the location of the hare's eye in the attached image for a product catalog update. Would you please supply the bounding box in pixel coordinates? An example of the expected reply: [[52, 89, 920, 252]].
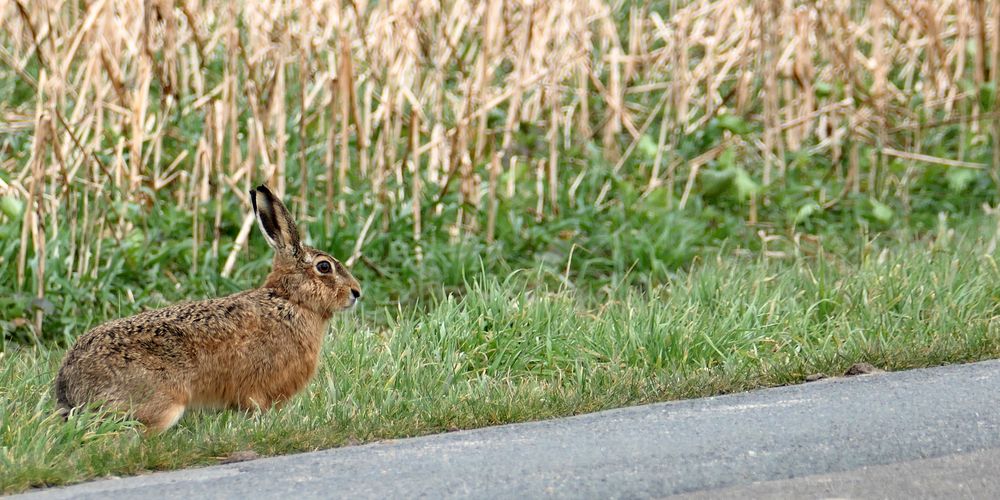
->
[[316, 261, 332, 274]]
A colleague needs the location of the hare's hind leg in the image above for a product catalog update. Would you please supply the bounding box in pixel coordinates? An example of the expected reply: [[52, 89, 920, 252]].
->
[[134, 393, 188, 433]]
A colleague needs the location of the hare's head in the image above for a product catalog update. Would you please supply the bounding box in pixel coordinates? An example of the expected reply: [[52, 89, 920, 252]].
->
[[251, 185, 361, 318]]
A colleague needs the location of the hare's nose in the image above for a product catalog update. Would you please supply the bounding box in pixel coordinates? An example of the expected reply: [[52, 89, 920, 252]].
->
[[351, 289, 361, 299]]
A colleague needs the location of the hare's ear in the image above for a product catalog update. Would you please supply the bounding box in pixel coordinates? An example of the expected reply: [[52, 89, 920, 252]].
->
[[250, 185, 302, 258]]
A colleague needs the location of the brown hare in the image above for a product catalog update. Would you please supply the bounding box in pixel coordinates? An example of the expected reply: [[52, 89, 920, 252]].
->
[[54, 185, 361, 432]]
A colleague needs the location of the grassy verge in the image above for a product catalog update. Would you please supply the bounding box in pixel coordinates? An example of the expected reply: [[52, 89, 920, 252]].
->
[[4, 216, 1000, 493]]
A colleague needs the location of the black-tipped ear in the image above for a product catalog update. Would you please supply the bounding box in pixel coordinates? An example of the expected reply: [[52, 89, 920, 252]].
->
[[251, 185, 302, 258]]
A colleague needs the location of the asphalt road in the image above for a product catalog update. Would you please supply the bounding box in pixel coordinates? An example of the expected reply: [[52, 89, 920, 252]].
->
[[15, 360, 1000, 499]]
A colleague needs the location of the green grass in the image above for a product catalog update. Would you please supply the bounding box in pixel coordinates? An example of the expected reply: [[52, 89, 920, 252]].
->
[[4, 217, 1000, 493]]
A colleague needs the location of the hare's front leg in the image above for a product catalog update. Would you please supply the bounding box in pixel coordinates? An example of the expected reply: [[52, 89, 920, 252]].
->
[[134, 395, 188, 433]]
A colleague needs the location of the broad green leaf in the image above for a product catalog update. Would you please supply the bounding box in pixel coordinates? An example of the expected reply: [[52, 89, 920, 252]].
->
[[700, 169, 735, 197], [732, 167, 760, 200], [980, 82, 996, 111], [1, 196, 24, 220], [946, 168, 978, 193], [815, 81, 834, 98], [638, 134, 659, 159], [717, 147, 736, 169], [794, 201, 822, 224], [870, 199, 894, 223], [716, 114, 751, 135]]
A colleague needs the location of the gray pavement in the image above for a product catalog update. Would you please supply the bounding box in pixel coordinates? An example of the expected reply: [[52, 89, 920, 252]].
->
[[674, 447, 1000, 499], [15, 360, 1000, 499]]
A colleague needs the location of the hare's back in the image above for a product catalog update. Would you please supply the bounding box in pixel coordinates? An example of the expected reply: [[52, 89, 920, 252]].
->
[[65, 291, 265, 366]]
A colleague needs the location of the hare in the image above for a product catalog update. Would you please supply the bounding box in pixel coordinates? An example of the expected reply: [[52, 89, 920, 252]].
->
[[54, 185, 361, 432]]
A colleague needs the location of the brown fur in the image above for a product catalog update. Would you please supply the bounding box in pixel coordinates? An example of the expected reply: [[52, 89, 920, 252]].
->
[[54, 186, 360, 432]]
